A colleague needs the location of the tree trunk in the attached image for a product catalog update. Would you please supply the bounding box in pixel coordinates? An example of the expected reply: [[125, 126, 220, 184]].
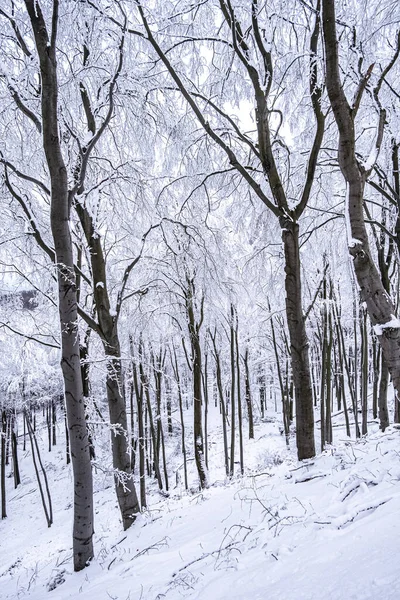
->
[[203, 350, 209, 469], [235, 316, 244, 475], [131, 354, 146, 510], [186, 280, 208, 489], [139, 352, 163, 490], [360, 309, 369, 435], [11, 419, 20, 489], [229, 305, 236, 477], [171, 346, 188, 490], [322, 0, 400, 416], [372, 338, 379, 420], [271, 315, 290, 446], [1, 409, 6, 519], [281, 219, 315, 459], [107, 346, 140, 526], [378, 357, 390, 432], [210, 331, 229, 476], [258, 367, 266, 419], [74, 204, 140, 527], [24, 0, 93, 571], [243, 348, 254, 440]]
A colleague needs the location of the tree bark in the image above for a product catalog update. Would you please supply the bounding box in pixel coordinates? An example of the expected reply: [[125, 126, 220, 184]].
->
[[1, 409, 6, 519], [24, 0, 93, 571], [74, 208, 140, 528], [281, 219, 315, 459], [210, 330, 229, 476], [322, 0, 400, 414], [243, 348, 254, 440], [229, 305, 236, 477], [171, 346, 188, 489], [379, 357, 390, 432], [186, 279, 208, 488]]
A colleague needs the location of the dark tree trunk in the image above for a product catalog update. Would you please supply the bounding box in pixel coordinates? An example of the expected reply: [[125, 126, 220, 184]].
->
[[372, 339, 380, 420], [139, 351, 163, 490], [107, 348, 140, 526], [210, 331, 229, 476], [11, 419, 20, 489], [5, 414, 11, 466], [229, 305, 236, 477], [360, 309, 369, 435], [332, 300, 351, 437], [186, 279, 208, 488], [270, 315, 290, 446], [80, 336, 95, 461], [379, 357, 390, 432], [131, 352, 146, 510], [281, 220, 315, 459], [243, 348, 254, 440], [152, 350, 169, 492], [258, 367, 266, 419], [203, 351, 209, 469], [52, 399, 57, 447], [1, 410, 6, 519], [235, 314, 244, 474], [24, 0, 93, 570], [25, 413, 53, 528], [171, 346, 188, 490]]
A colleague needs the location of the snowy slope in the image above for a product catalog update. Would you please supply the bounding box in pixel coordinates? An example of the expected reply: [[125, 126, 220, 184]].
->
[[1, 421, 400, 600]]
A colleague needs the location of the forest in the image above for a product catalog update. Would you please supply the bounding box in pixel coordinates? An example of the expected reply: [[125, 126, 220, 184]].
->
[[0, 0, 400, 598]]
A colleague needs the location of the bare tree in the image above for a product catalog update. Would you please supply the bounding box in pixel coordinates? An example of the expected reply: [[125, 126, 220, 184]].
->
[[23, 0, 93, 571], [322, 0, 400, 416], [130, 0, 328, 459]]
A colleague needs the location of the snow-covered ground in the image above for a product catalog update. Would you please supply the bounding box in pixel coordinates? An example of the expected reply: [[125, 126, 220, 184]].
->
[[1, 414, 400, 600]]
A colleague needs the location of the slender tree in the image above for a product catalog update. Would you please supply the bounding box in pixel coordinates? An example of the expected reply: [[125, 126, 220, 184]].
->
[[23, 0, 93, 570]]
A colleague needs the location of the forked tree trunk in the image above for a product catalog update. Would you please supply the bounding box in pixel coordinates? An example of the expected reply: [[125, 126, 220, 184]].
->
[[24, 0, 93, 571], [322, 0, 400, 414]]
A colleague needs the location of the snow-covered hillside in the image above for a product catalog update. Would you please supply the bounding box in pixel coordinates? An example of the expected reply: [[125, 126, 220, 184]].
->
[[1, 417, 400, 600]]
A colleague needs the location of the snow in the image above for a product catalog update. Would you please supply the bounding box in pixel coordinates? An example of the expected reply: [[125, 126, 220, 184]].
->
[[373, 315, 400, 335], [2, 415, 400, 600], [363, 146, 379, 173], [96, 282, 104, 289], [344, 183, 353, 247]]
